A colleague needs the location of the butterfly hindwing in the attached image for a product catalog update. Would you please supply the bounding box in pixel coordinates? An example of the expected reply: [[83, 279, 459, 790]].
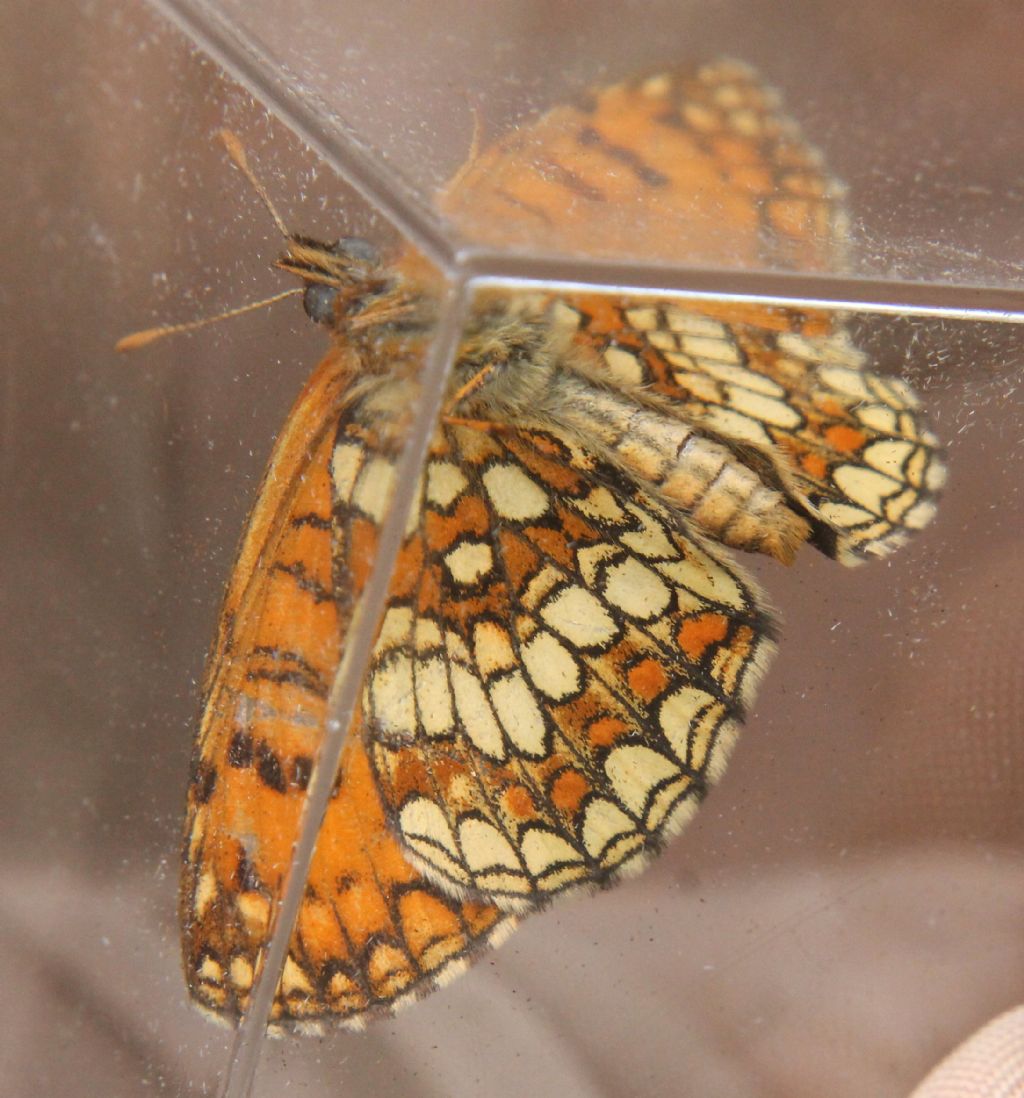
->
[[560, 296, 947, 563], [362, 419, 775, 909]]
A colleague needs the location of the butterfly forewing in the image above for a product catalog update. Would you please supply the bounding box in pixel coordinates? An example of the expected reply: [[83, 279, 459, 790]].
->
[[181, 347, 514, 1031], [440, 58, 846, 270]]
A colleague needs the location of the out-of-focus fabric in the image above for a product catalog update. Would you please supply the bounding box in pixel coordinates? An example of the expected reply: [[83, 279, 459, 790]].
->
[[910, 1006, 1024, 1098]]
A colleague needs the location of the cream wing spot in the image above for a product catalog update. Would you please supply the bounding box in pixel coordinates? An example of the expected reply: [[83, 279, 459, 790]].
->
[[482, 463, 550, 521], [819, 500, 876, 528], [186, 811, 205, 862], [602, 557, 672, 620], [237, 893, 271, 935], [702, 405, 774, 448], [415, 656, 455, 737], [445, 628, 471, 663], [603, 346, 646, 385], [330, 440, 365, 502], [540, 585, 619, 649], [581, 798, 637, 859], [550, 300, 584, 331], [604, 744, 681, 818], [445, 541, 494, 584], [195, 867, 217, 918], [369, 654, 416, 738], [663, 309, 728, 338], [378, 605, 413, 648], [694, 359, 785, 396], [833, 465, 902, 516], [450, 665, 506, 758], [572, 485, 627, 523], [490, 671, 547, 756], [724, 386, 803, 429], [658, 684, 718, 762], [855, 404, 899, 434], [459, 818, 522, 873], [229, 956, 254, 990], [473, 620, 516, 675], [576, 542, 619, 589], [646, 329, 679, 352], [655, 553, 745, 609], [777, 331, 830, 363], [199, 956, 223, 983], [520, 563, 562, 616], [862, 438, 915, 478], [281, 956, 315, 996], [905, 447, 928, 488], [818, 365, 870, 399], [521, 631, 582, 700], [520, 829, 585, 876], [884, 487, 918, 523], [680, 334, 742, 363], [352, 456, 396, 522], [624, 306, 659, 331], [426, 460, 469, 507], [619, 504, 676, 558], [399, 798, 470, 884], [414, 616, 443, 651], [871, 374, 918, 409], [398, 796, 460, 855]]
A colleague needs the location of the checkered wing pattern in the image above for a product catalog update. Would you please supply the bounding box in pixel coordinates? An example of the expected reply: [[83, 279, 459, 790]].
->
[[560, 296, 947, 564], [181, 350, 515, 1031], [359, 416, 775, 909], [440, 58, 847, 270]]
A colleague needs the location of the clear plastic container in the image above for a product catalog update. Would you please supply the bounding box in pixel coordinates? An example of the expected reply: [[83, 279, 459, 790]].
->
[[3, 2, 1022, 1096]]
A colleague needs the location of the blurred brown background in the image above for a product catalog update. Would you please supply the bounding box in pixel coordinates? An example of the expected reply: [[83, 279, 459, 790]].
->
[[1, 2, 1022, 1096]]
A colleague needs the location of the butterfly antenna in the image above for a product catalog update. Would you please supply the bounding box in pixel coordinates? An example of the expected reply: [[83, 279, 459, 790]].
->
[[115, 288, 303, 352], [218, 128, 291, 239], [117, 130, 307, 352]]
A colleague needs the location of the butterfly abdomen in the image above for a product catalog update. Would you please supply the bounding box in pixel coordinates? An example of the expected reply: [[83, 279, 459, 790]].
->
[[461, 321, 811, 565], [545, 372, 810, 562]]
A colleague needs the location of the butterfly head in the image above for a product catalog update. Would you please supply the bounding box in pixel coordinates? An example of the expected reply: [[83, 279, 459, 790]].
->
[[274, 235, 380, 322], [275, 234, 434, 341]]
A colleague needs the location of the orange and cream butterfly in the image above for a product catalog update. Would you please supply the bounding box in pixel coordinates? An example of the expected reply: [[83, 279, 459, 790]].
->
[[125, 60, 945, 1031]]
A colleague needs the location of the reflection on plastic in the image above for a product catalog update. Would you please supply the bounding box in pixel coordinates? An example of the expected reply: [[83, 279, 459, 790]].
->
[[440, 60, 847, 268]]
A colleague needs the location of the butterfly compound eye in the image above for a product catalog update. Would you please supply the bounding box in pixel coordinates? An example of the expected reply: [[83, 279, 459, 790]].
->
[[333, 236, 381, 266], [302, 281, 339, 325], [301, 238, 382, 324]]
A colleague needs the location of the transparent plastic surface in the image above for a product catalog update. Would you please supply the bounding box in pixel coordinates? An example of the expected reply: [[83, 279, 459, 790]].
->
[[160, 0, 1024, 291], [3, 2, 1022, 1097]]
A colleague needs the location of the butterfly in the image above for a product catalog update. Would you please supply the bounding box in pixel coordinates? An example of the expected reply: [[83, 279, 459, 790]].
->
[[163, 59, 945, 1032]]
